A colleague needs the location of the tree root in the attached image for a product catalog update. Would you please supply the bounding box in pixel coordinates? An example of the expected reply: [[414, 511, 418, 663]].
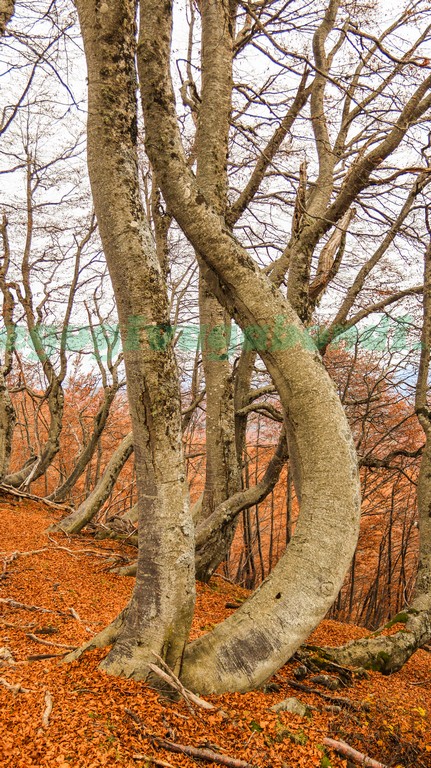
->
[[318, 610, 430, 674], [61, 611, 125, 663]]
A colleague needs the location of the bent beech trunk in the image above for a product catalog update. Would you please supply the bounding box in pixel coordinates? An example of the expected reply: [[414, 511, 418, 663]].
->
[[139, 0, 361, 693], [50, 432, 134, 535]]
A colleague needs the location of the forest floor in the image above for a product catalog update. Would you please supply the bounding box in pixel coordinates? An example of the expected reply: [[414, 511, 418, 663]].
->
[[0, 494, 430, 768]]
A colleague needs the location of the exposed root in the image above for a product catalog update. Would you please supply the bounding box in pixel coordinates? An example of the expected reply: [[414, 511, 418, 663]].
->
[[320, 611, 430, 674], [61, 611, 125, 663]]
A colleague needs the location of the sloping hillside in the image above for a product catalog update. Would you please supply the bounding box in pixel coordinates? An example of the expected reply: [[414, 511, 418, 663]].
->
[[1, 496, 430, 768]]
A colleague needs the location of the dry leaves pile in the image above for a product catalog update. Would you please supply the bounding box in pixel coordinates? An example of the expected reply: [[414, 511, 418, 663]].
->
[[0, 497, 430, 768]]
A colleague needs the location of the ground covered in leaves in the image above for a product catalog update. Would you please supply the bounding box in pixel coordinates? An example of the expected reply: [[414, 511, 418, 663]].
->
[[1, 494, 430, 768]]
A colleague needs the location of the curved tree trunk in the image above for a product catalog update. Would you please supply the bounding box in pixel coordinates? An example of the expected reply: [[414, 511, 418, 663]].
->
[[50, 432, 134, 535], [136, 0, 361, 694], [71, 0, 195, 679], [4, 455, 37, 488]]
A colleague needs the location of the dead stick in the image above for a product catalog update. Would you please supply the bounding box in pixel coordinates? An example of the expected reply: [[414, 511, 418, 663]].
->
[[132, 755, 173, 768], [0, 598, 53, 614], [0, 677, 30, 693], [149, 656, 215, 710], [154, 737, 255, 768], [42, 690, 53, 728], [287, 679, 363, 710], [26, 633, 76, 650], [0, 484, 72, 512], [323, 737, 387, 768], [1, 598, 81, 621]]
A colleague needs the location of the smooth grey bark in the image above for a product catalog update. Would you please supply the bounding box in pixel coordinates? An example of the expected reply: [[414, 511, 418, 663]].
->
[[50, 432, 134, 535], [69, 0, 195, 679], [139, 0, 361, 694]]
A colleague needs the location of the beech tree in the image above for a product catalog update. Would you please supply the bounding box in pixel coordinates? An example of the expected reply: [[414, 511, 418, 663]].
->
[[2, 0, 431, 693]]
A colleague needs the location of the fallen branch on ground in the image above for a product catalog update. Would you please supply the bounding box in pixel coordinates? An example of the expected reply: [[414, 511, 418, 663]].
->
[[132, 755, 173, 767], [0, 598, 53, 614], [0, 544, 125, 561], [1, 598, 86, 624], [125, 707, 253, 768], [0, 676, 30, 693], [26, 633, 76, 650], [41, 690, 53, 728], [323, 737, 387, 768], [0, 484, 72, 512], [153, 737, 256, 768], [287, 679, 365, 710]]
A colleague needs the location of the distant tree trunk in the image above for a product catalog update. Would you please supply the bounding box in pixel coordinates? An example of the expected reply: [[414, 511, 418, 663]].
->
[[0, 369, 15, 481], [50, 432, 134, 535], [194, 429, 288, 579]]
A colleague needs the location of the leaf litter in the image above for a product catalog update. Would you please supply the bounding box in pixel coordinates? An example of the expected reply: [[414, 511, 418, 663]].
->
[[0, 497, 430, 768]]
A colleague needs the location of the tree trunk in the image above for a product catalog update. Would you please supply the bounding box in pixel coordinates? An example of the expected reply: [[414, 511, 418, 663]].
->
[[0, 0, 14, 35], [0, 369, 15, 481], [194, 0, 240, 582], [50, 432, 134, 535], [73, 0, 195, 679], [139, 0, 361, 694]]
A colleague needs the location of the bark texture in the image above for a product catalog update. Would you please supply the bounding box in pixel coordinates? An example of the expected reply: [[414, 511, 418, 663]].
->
[[139, 0, 361, 694], [0, 0, 14, 36]]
